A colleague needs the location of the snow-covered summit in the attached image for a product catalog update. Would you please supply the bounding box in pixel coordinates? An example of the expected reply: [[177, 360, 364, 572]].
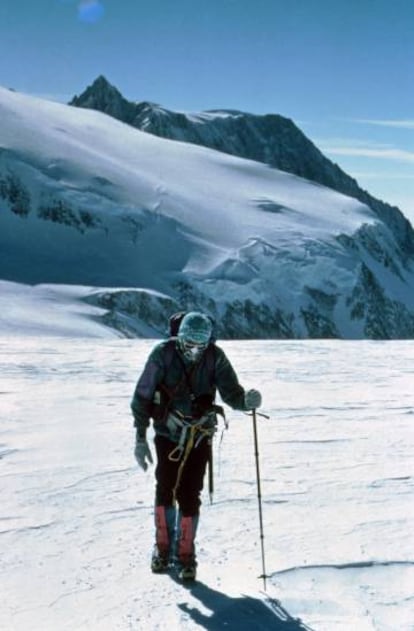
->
[[71, 76, 414, 258], [1, 85, 414, 338]]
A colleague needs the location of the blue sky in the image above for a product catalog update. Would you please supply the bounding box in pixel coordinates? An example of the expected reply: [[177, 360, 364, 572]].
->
[[1, 0, 413, 222]]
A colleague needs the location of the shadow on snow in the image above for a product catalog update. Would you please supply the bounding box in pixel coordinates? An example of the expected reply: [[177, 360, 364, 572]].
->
[[174, 578, 313, 630]]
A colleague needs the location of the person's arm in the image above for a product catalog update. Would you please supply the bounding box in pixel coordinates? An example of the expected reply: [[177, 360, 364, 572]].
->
[[214, 346, 247, 410], [214, 346, 262, 411], [130, 345, 164, 439]]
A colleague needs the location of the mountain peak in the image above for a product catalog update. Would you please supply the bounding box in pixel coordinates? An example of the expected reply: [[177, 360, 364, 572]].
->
[[68, 78, 414, 259], [71, 75, 119, 100], [92, 74, 113, 87], [69, 75, 136, 122]]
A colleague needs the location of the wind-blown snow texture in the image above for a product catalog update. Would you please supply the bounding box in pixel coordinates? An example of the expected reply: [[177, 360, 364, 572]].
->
[[1, 322, 413, 629], [2, 85, 414, 339]]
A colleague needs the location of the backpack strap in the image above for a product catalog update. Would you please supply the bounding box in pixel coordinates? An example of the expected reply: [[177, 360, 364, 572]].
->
[[154, 340, 217, 422], [155, 340, 188, 418], [204, 344, 216, 388]]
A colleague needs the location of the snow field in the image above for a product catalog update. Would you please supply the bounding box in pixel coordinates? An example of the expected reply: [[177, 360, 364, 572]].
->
[[1, 337, 413, 629]]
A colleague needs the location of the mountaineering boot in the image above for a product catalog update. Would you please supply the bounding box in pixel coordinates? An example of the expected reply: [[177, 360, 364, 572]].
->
[[179, 561, 197, 581], [151, 546, 169, 573], [151, 505, 176, 573], [177, 514, 198, 581]]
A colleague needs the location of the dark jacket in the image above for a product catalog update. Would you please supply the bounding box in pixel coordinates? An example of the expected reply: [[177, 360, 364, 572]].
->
[[131, 339, 246, 440]]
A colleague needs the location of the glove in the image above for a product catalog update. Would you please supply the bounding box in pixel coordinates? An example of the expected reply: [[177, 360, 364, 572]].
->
[[134, 439, 153, 471], [244, 389, 262, 410]]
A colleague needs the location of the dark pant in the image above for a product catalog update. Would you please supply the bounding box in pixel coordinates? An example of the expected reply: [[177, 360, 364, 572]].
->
[[154, 434, 210, 516]]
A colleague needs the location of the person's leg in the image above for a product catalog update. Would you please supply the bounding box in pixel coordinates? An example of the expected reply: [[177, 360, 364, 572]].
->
[[154, 434, 179, 506], [152, 435, 179, 571], [176, 439, 210, 515], [176, 438, 210, 576]]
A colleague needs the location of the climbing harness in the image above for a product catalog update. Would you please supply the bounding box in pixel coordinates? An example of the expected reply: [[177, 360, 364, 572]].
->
[[166, 408, 227, 504]]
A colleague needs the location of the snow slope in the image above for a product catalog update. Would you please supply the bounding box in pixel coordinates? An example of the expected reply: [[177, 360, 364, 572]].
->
[[0, 281, 118, 338], [1, 327, 413, 630], [0, 87, 373, 239], [4, 86, 414, 338], [0, 281, 173, 338]]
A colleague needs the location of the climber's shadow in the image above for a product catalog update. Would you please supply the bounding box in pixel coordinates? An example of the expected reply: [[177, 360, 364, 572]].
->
[[172, 576, 312, 631]]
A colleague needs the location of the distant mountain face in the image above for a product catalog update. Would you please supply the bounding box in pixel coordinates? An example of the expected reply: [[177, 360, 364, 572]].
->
[[1, 85, 414, 340], [70, 76, 414, 260]]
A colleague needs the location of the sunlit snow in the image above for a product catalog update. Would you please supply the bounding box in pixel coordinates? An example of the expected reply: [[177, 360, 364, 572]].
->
[[1, 303, 413, 630]]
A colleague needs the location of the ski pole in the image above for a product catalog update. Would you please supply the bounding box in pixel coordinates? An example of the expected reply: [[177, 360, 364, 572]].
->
[[208, 439, 214, 504], [252, 408, 269, 591]]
